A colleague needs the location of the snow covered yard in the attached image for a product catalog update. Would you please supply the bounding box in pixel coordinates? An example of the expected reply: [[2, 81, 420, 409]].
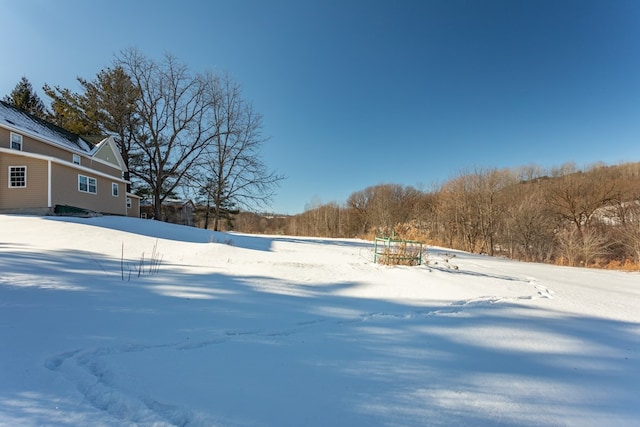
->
[[0, 214, 638, 426]]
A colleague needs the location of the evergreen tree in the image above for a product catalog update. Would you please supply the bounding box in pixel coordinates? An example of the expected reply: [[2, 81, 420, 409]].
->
[[43, 83, 100, 135], [78, 67, 141, 188], [3, 76, 48, 119], [43, 67, 141, 191]]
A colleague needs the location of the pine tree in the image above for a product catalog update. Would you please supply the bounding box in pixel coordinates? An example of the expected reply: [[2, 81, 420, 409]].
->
[[3, 76, 48, 119], [43, 68, 141, 190], [42, 83, 100, 135], [79, 67, 141, 188]]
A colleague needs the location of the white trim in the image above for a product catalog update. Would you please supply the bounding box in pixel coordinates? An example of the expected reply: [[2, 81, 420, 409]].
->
[[78, 174, 97, 194], [47, 160, 52, 207], [8, 165, 27, 188], [112, 182, 119, 197], [0, 147, 129, 184], [1, 122, 127, 174], [10, 132, 23, 151]]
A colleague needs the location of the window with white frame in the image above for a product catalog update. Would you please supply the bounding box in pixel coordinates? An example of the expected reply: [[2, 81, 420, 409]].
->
[[112, 183, 119, 197], [126, 197, 132, 209], [10, 132, 23, 150], [8, 166, 26, 188], [78, 174, 97, 194], [73, 154, 81, 165]]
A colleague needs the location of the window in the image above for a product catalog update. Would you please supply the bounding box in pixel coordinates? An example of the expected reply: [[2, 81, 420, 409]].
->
[[78, 174, 97, 194], [10, 133, 23, 151], [112, 183, 119, 197], [73, 154, 81, 165], [126, 197, 132, 209], [8, 166, 26, 188]]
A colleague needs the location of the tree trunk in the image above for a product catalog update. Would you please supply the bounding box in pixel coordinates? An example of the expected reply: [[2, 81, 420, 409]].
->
[[153, 188, 162, 220]]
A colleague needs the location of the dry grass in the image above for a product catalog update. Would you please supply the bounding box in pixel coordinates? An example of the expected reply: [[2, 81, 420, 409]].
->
[[600, 259, 640, 271], [376, 240, 423, 266]]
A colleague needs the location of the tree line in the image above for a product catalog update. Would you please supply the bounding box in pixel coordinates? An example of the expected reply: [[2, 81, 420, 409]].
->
[[3, 48, 283, 230], [232, 162, 640, 269], [6, 53, 640, 269]]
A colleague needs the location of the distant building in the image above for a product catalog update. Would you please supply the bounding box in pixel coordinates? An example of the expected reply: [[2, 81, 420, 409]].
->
[[140, 198, 195, 226]]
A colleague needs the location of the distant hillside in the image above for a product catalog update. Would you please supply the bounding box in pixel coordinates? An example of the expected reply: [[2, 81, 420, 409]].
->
[[229, 161, 640, 270]]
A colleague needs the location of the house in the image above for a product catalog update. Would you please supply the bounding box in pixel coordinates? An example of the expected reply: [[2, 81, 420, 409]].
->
[[0, 101, 139, 217], [140, 198, 195, 226]]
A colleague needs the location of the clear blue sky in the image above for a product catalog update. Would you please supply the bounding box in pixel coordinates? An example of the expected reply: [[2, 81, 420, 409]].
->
[[2, 0, 639, 214]]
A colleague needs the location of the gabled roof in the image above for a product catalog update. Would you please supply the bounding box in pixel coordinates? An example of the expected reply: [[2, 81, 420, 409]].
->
[[0, 101, 128, 173], [93, 136, 128, 172], [0, 100, 93, 153]]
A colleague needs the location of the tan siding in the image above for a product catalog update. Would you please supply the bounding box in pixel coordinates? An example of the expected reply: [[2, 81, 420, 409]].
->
[[1, 126, 128, 215], [1, 129, 121, 175], [126, 196, 141, 218], [3, 129, 124, 176], [84, 158, 123, 178], [0, 153, 48, 209], [17, 132, 79, 161], [0, 128, 10, 149], [51, 163, 127, 215]]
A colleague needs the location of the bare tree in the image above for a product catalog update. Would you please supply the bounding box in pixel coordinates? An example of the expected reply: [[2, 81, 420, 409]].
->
[[608, 166, 640, 264], [545, 169, 618, 238], [504, 188, 556, 262], [116, 49, 218, 219], [556, 227, 582, 266], [622, 204, 640, 264], [194, 74, 283, 231], [347, 186, 375, 236], [437, 174, 482, 253], [471, 168, 515, 256], [344, 184, 419, 238], [581, 226, 610, 267]]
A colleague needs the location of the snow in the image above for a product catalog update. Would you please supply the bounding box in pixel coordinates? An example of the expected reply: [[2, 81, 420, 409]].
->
[[0, 214, 638, 426], [0, 102, 92, 153]]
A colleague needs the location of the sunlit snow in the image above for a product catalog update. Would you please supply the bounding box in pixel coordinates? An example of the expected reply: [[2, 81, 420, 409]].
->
[[1, 214, 638, 426]]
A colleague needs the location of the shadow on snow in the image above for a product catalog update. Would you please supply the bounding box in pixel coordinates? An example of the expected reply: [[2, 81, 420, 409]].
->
[[0, 242, 638, 426]]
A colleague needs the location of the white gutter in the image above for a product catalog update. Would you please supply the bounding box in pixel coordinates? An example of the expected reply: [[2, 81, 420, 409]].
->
[[0, 147, 130, 184]]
